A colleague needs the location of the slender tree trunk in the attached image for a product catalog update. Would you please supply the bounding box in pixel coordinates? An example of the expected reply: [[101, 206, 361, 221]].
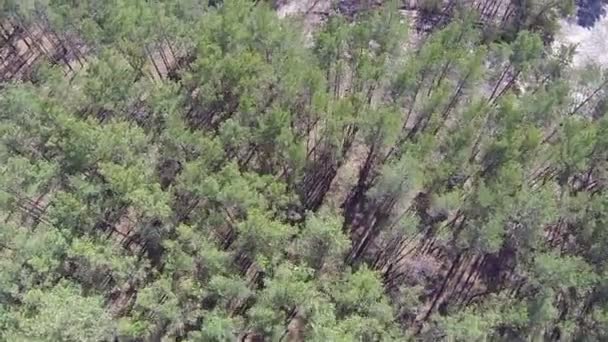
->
[[421, 252, 463, 322], [488, 66, 510, 103], [145, 45, 163, 80], [568, 78, 608, 116]]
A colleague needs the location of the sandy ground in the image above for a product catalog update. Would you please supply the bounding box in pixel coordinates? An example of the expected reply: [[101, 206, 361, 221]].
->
[[277, 0, 331, 33], [556, 7, 608, 67]]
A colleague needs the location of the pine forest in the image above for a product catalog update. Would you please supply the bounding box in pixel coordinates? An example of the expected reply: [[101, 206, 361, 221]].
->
[[2, 0, 608, 341]]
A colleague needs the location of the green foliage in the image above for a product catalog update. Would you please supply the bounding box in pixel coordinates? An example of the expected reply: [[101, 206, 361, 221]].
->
[[533, 252, 597, 291], [2, 282, 115, 342], [0, 0, 605, 341], [440, 294, 529, 341], [330, 266, 397, 328], [293, 209, 350, 272], [191, 309, 242, 342]]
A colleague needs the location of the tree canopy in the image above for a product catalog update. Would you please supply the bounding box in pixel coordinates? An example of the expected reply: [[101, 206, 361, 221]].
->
[[2, 0, 608, 341]]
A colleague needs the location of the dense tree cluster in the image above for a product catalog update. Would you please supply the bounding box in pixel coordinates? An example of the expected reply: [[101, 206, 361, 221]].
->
[[1, 0, 608, 341]]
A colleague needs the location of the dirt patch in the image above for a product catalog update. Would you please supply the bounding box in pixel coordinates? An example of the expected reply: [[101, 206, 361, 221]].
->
[[556, 10, 608, 67]]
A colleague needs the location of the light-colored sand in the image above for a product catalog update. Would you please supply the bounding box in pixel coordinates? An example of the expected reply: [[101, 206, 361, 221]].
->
[[556, 11, 608, 67]]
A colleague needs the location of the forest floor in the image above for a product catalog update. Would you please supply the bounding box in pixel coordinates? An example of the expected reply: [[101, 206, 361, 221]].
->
[[557, 5, 608, 68], [277, 0, 331, 35]]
